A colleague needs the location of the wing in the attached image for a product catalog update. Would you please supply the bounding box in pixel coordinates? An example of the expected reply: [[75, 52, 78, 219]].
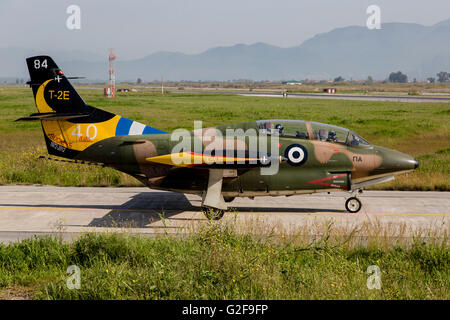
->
[[146, 150, 283, 168]]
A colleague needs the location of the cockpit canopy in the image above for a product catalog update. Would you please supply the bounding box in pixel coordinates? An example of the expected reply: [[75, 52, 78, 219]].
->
[[257, 120, 370, 146]]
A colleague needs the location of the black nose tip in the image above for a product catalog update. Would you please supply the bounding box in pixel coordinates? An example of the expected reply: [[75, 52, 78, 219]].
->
[[414, 159, 419, 169]]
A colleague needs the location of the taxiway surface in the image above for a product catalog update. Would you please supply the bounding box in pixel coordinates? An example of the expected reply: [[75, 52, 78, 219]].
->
[[0, 186, 448, 243]]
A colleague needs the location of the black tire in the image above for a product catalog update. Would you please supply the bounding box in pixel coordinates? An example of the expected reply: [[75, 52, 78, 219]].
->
[[202, 208, 225, 220], [223, 197, 235, 203], [345, 197, 362, 213]]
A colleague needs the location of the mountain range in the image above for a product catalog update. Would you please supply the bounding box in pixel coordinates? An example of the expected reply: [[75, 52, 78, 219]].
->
[[2, 19, 450, 81]]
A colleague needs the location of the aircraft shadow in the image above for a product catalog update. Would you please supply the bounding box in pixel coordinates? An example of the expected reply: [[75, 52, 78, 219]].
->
[[84, 192, 345, 228], [0, 191, 345, 229], [86, 197, 345, 228], [86, 192, 201, 228]]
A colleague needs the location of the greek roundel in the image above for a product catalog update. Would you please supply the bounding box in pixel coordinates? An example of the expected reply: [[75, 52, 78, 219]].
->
[[284, 144, 308, 166]]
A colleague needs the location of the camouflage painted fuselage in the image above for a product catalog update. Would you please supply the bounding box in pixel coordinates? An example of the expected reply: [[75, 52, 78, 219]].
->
[[22, 55, 417, 202], [74, 120, 418, 197]]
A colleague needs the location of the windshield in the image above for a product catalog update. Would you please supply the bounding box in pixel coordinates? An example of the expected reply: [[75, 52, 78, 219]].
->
[[348, 132, 370, 146]]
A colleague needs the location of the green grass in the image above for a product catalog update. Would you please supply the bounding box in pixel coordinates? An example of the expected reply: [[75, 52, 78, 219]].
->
[[0, 223, 448, 300], [0, 86, 449, 189], [0, 145, 140, 187]]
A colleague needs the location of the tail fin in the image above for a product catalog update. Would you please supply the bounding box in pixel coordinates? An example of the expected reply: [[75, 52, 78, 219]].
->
[[21, 55, 166, 159]]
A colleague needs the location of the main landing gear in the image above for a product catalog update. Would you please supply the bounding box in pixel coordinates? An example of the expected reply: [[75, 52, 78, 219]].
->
[[201, 169, 228, 220], [202, 197, 234, 220], [345, 189, 363, 213], [202, 207, 225, 220], [223, 196, 235, 203]]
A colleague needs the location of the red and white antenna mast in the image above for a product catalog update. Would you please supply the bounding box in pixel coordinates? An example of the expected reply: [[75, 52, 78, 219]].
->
[[107, 48, 116, 98], [161, 75, 164, 99]]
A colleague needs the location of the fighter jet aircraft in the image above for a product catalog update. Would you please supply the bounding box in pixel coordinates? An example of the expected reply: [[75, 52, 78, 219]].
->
[[18, 56, 419, 219]]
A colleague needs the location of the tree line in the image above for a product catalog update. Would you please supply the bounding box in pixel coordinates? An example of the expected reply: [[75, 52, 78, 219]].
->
[[330, 71, 450, 84]]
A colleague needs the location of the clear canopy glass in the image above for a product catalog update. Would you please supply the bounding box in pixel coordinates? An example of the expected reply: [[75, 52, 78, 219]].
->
[[257, 120, 370, 146]]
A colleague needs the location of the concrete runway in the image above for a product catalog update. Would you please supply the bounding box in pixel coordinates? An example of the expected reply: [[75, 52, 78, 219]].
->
[[170, 90, 450, 103], [237, 92, 450, 103], [79, 87, 450, 103], [0, 186, 448, 243]]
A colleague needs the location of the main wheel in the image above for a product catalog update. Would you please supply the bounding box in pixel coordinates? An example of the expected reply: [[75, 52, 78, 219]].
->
[[223, 196, 235, 203], [202, 207, 225, 220], [345, 197, 362, 213]]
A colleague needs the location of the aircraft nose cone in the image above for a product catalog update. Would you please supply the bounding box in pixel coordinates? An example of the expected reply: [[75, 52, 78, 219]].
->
[[396, 155, 419, 171], [375, 147, 418, 173]]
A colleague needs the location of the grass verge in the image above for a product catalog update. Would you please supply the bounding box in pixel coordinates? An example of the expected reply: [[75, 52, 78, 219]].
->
[[0, 219, 448, 300]]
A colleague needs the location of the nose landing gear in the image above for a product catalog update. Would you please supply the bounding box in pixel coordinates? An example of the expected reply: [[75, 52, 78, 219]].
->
[[345, 189, 363, 213], [345, 197, 362, 213]]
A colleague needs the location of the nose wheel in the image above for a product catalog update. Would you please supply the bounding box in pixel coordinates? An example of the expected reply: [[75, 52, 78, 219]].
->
[[345, 197, 362, 213]]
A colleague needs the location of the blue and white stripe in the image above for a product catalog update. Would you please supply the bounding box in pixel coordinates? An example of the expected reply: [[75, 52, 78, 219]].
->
[[115, 117, 167, 136]]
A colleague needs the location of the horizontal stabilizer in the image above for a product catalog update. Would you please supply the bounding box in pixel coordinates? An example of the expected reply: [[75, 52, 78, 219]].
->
[[15, 112, 90, 121]]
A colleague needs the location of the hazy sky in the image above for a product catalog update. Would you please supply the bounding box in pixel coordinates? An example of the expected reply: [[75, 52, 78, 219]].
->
[[1, 0, 450, 59]]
